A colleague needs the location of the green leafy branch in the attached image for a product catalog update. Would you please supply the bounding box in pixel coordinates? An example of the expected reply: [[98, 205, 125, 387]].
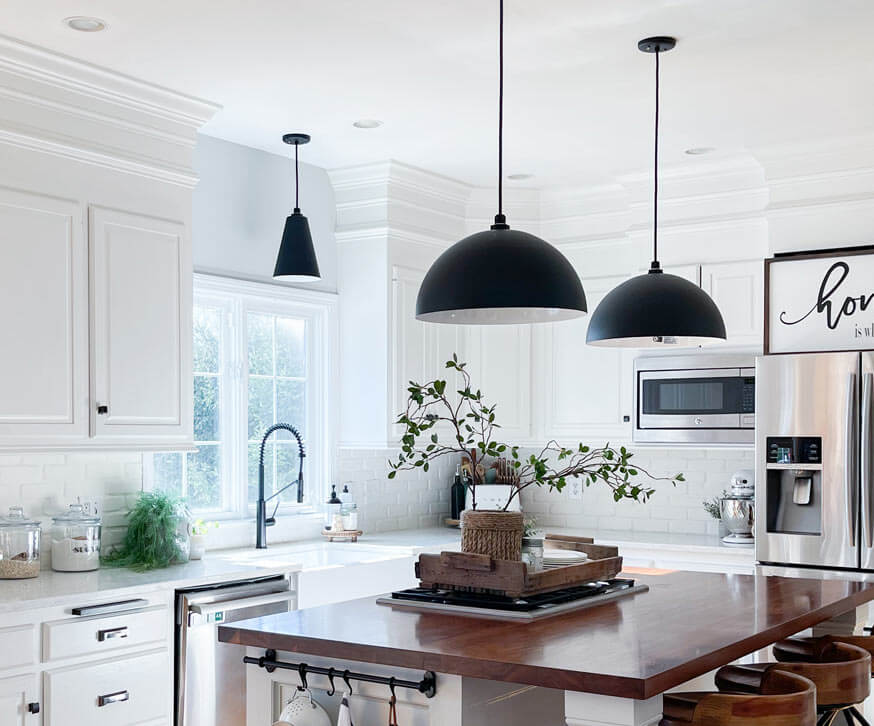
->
[[388, 355, 684, 511]]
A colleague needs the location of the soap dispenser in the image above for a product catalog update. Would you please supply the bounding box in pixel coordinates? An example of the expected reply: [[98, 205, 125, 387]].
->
[[324, 485, 343, 531]]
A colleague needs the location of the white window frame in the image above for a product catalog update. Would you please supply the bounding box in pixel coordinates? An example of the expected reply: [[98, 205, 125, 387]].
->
[[146, 273, 337, 520]]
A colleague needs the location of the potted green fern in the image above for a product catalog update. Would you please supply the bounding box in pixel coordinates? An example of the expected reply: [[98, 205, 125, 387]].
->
[[389, 355, 684, 560]]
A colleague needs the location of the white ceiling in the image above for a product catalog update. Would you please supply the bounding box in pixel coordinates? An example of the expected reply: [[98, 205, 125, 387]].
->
[[4, 0, 874, 187]]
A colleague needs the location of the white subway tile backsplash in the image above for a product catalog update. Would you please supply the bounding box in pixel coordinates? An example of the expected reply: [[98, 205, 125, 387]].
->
[[335, 447, 455, 534], [0, 452, 143, 559], [520, 447, 753, 537]]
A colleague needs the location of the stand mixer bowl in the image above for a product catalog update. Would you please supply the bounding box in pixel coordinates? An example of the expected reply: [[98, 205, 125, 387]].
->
[[720, 496, 754, 546]]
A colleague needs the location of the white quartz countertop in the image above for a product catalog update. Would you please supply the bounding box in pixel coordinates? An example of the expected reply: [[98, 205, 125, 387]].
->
[[0, 525, 752, 613]]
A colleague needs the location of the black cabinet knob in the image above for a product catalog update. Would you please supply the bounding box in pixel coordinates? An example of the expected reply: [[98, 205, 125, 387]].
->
[[96, 403, 109, 415], [27, 702, 39, 714]]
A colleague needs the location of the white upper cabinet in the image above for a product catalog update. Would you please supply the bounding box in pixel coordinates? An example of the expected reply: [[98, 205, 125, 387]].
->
[[465, 325, 532, 442], [535, 275, 633, 443], [90, 207, 192, 443], [0, 190, 88, 444], [390, 266, 464, 440], [701, 260, 764, 347]]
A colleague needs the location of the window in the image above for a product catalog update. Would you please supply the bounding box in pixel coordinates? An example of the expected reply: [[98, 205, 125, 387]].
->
[[149, 275, 336, 518]]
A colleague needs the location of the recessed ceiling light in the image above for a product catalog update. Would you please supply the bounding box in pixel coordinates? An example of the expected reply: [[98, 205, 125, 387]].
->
[[507, 173, 534, 180], [64, 16, 107, 32], [353, 119, 383, 129], [684, 146, 715, 156]]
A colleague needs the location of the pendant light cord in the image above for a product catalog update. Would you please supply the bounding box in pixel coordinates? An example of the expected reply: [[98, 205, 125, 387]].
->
[[498, 0, 503, 218], [294, 141, 300, 212], [651, 48, 660, 270], [491, 0, 508, 229]]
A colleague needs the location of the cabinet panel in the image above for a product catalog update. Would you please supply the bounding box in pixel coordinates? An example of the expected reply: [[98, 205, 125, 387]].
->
[[44, 648, 169, 726], [0, 189, 87, 439], [390, 266, 463, 439], [538, 275, 632, 442], [90, 207, 192, 441], [701, 260, 763, 347], [0, 673, 38, 726], [465, 325, 532, 441]]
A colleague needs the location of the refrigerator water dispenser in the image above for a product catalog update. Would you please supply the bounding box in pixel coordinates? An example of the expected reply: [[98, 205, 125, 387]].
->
[[764, 437, 822, 536]]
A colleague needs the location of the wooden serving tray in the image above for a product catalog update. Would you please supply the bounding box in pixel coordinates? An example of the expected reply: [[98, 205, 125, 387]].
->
[[415, 534, 622, 598]]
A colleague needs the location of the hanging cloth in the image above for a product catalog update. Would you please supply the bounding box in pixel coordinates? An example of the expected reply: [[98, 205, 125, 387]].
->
[[337, 690, 354, 726]]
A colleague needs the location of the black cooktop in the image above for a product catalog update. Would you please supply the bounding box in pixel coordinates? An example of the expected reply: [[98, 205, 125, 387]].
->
[[389, 578, 636, 613]]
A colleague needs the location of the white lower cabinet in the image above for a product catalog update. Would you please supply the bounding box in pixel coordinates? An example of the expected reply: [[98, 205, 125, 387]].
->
[[42, 604, 168, 662], [44, 648, 169, 726], [0, 673, 39, 725]]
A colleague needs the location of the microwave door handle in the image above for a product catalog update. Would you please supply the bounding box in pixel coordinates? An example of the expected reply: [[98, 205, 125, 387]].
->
[[848, 372, 859, 547], [863, 373, 873, 548]]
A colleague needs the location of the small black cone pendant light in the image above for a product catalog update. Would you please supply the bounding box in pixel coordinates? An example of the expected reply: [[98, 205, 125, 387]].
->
[[274, 133, 321, 282], [415, 0, 586, 324], [586, 37, 725, 347]]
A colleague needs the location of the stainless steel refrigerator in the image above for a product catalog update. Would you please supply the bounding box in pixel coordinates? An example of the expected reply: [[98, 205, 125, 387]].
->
[[756, 352, 874, 571]]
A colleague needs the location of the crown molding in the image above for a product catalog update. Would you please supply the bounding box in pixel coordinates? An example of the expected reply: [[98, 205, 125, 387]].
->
[[0, 33, 219, 128], [0, 33, 219, 185]]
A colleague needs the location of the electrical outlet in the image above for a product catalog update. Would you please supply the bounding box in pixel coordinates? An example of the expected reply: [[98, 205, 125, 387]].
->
[[567, 479, 583, 499], [81, 498, 101, 519]]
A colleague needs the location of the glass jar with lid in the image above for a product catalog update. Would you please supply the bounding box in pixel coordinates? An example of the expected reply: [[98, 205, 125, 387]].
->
[[0, 506, 41, 579], [51, 502, 101, 572]]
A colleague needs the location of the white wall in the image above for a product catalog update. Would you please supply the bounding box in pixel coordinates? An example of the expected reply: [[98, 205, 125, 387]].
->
[[193, 134, 338, 293]]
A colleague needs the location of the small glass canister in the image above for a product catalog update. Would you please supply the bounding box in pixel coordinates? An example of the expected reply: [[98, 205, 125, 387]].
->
[[51, 503, 101, 572], [520, 536, 544, 572], [0, 506, 41, 579]]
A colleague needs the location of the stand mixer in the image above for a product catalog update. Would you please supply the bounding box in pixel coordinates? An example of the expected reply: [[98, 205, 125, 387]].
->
[[720, 469, 755, 546]]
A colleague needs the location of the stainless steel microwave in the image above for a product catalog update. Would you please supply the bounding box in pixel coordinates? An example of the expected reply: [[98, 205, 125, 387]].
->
[[633, 355, 755, 444]]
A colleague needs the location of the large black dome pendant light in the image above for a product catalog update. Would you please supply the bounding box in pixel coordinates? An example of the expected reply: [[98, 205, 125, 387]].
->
[[415, 0, 587, 324], [586, 37, 725, 347], [273, 133, 321, 282]]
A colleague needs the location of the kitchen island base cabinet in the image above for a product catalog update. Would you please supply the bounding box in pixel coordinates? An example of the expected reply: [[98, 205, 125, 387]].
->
[[565, 692, 661, 726], [245, 649, 565, 726]]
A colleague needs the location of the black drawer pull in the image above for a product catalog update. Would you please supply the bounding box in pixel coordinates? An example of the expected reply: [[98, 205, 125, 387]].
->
[[27, 702, 39, 714], [98, 690, 129, 707], [72, 598, 148, 617], [97, 626, 128, 642]]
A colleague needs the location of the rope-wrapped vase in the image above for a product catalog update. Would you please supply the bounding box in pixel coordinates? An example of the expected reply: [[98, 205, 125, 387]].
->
[[460, 510, 523, 561]]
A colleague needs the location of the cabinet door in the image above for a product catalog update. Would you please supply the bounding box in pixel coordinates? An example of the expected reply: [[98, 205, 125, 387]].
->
[[0, 189, 88, 444], [701, 260, 763, 347], [537, 275, 633, 442], [465, 325, 532, 442], [390, 266, 463, 439], [90, 207, 192, 443], [0, 673, 39, 725]]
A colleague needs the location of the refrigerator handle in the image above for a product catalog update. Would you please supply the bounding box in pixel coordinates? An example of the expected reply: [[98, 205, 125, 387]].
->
[[847, 371, 858, 547], [863, 372, 873, 548]]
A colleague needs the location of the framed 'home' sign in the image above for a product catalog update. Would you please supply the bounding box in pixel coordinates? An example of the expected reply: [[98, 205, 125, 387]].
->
[[765, 245, 874, 354]]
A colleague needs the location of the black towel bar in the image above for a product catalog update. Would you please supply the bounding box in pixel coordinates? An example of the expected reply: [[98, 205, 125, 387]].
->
[[242, 649, 437, 698]]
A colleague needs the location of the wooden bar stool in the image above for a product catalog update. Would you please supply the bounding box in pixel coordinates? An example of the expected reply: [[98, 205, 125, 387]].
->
[[716, 639, 871, 726], [818, 635, 874, 676], [660, 668, 816, 726]]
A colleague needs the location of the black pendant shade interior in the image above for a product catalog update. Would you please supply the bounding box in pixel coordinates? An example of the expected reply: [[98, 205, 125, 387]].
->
[[586, 37, 725, 347], [274, 133, 321, 282], [415, 0, 586, 324]]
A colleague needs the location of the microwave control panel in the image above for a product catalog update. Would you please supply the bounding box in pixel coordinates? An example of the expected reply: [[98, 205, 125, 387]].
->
[[766, 436, 821, 464]]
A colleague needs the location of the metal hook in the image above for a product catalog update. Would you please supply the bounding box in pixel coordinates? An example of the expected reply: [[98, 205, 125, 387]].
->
[[343, 669, 353, 694], [297, 662, 308, 691], [326, 667, 336, 697], [389, 676, 396, 700]]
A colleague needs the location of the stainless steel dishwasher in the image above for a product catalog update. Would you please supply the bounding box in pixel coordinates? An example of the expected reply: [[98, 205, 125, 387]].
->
[[175, 575, 296, 726]]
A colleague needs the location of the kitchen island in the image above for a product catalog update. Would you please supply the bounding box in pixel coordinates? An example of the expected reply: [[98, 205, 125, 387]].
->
[[220, 570, 874, 726]]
